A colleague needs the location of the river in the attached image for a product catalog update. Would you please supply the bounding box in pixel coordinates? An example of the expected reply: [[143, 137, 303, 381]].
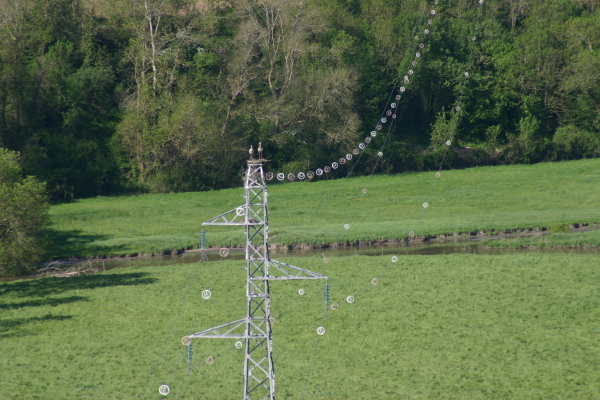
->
[[2, 232, 598, 283]]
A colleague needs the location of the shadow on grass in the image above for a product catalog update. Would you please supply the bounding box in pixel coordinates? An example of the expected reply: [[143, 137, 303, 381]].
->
[[0, 272, 156, 298], [0, 314, 73, 338], [45, 228, 129, 259], [0, 296, 88, 310]]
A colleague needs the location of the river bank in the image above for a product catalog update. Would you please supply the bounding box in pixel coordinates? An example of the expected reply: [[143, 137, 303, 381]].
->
[[3, 224, 598, 283], [46, 222, 600, 261]]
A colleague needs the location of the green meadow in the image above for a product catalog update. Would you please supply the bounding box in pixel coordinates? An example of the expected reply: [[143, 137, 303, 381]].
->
[[1, 253, 600, 399], [48, 158, 600, 259], [7, 159, 598, 399], [485, 229, 600, 250]]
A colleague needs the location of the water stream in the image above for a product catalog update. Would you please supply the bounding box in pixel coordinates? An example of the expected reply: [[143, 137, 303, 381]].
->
[[2, 232, 598, 283]]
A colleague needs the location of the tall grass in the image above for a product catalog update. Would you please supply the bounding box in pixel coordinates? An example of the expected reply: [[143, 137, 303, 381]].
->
[[1, 253, 600, 398], [48, 158, 600, 258], [485, 229, 600, 249]]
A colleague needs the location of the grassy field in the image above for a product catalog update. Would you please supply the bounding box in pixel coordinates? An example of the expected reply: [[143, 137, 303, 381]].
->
[[484, 229, 600, 250], [1, 253, 599, 399], [48, 158, 600, 259]]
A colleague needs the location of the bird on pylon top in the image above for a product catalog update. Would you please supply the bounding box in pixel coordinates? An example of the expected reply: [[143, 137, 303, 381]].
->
[[249, 143, 268, 162]]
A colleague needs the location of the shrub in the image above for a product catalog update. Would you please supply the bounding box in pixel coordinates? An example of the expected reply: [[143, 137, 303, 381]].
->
[[504, 116, 550, 164], [0, 149, 49, 276], [549, 224, 571, 234], [552, 125, 600, 160]]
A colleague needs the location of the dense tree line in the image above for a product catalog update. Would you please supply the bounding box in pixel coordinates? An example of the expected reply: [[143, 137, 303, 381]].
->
[[0, 0, 598, 199]]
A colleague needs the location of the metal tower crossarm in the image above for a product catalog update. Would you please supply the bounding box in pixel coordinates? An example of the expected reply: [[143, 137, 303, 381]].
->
[[189, 160, 327, 400], [257, 259, 327, 280], [188, 318, 266, 339]]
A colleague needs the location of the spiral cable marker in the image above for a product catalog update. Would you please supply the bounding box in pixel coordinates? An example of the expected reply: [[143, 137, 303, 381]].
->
[[151, 1, 488, 397]]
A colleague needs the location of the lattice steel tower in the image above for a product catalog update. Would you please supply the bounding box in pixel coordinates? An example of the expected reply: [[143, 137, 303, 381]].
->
[[185, 159, 327, 400]]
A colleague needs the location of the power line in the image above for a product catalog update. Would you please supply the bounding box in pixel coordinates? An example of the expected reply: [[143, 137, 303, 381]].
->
[[153, 1, 488, 397]]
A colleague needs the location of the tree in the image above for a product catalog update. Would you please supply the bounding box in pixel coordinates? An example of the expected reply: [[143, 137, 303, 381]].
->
[[0, 0, 123, 199], [0, 148, 48, 276], [222, 0, 361, 173], [117, 0, 224, 187], [2, 0, 600, 198]]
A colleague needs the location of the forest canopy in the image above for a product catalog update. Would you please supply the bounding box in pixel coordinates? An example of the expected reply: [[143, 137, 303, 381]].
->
[[0, 0, 598, 199]]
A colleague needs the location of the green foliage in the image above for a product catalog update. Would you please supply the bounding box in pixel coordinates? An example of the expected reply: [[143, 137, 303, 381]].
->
[[484, 124, 501, 156], [0, 0, 122, 199], [1, 0, 599, 197], [552, 125, 600, 160], [504, 115, 549, 164], [1, 253, 600, 398], [549, 223, 572, 234], [0, 149, 49, 276], [46, 158, 600, 259], [428, 109, 454, 152]]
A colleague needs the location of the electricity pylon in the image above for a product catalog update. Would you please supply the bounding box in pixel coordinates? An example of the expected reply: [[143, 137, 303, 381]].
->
[[185, 159, 327, 400]]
